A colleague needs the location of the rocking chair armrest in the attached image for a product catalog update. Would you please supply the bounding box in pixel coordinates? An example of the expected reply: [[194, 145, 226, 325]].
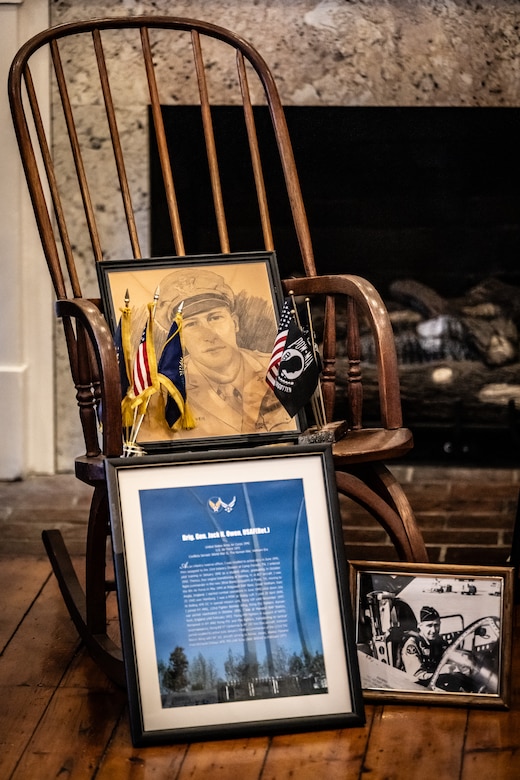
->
[[283, 274, 403, 429], [55, 297, 123, 457]]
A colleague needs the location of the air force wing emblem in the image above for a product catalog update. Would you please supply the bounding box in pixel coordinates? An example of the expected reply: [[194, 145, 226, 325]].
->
[[208, 496, 236, 513]]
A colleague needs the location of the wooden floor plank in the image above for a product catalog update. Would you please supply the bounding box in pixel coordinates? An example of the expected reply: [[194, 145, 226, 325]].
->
[[10, 687, 126, 780], [0, 571, 86, 778], [0, 556, 51, 650], [261, 716, 374, 780], [462, 749, 520, 780], [95, 715, 189, 779], [0, 573, 80, 688], [61, 646, 122, 693], [362, 705, 468, 779], [0, 686, 53, 779], [177, 736, 270, 779], [465, 708, 520, 753], [463, 707, 520, 779]]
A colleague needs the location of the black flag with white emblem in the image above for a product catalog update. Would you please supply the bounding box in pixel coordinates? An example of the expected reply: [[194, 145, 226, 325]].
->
[[272, 312, 320, 417]]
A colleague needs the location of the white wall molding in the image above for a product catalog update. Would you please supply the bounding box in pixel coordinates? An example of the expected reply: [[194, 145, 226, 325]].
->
[[0, 0, 53, 478]]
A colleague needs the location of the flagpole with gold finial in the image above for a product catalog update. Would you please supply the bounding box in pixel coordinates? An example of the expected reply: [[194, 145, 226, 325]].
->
[[121, 288, 133, 446]]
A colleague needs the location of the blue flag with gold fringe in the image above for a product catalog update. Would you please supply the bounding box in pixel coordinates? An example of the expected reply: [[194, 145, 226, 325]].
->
[[157, 312, 195, 430]]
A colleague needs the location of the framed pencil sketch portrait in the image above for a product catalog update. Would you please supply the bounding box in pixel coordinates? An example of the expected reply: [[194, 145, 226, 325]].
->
[[350, 561, 514, 708], [106, 444, 364, 746], [97, 251, 303, 451]]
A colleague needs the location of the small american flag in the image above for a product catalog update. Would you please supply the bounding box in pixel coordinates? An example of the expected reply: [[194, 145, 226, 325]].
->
[[133, 318, 154, 397], [266, 298, 293, 390]]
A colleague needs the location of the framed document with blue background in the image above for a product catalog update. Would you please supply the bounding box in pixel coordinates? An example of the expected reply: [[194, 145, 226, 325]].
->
[[106, 444, 364, 745]]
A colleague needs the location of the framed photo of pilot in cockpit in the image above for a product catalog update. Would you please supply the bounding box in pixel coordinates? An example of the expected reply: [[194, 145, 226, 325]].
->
[[350, 561, 514, 708], [97, 251, 304, 451]]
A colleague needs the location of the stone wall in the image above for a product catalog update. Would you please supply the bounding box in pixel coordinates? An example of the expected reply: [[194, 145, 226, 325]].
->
[[51, 0, 520, 107], [48, 0, 520, 468]]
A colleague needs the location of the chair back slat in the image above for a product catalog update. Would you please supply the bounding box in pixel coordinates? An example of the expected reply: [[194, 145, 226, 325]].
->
[[23, 64, 71, 297], [346, 296, 363, 429], [141, 26, 185, 257], [237, 51, 274, 252], [51, 39, 103, 271], [93, 29, 142, 260], [321, 294, 337, 422], [191, 29, 230, 254]]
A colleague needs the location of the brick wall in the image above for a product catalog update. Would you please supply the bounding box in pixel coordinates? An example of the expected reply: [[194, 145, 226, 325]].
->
[[341, 464, 519, 566]]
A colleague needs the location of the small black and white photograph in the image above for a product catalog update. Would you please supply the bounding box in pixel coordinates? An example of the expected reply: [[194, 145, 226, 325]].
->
[[351, 562, 513, 707]]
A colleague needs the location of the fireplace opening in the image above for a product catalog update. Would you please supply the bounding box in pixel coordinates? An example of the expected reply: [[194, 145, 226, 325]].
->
[[150, 107, 520, 462]]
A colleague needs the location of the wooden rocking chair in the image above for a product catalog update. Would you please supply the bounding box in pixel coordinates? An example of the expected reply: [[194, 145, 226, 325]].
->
[[9, 16, 427, 686]]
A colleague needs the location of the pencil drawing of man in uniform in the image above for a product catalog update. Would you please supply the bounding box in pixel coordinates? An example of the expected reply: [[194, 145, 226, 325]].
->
[[136, 267, 295, 442]]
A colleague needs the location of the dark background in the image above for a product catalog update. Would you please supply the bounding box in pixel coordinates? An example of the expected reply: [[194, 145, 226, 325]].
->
[[150, 106, 520, 298], [150, 107, 520, 461]]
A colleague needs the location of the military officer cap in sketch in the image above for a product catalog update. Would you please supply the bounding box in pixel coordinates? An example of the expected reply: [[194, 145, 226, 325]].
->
[[155, 269, 235, 327]]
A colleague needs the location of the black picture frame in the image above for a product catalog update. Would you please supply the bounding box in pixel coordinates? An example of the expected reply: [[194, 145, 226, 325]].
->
[[106, 444, 364, 745], [97, 251, 303, 451], [350, 560, 514, 708]]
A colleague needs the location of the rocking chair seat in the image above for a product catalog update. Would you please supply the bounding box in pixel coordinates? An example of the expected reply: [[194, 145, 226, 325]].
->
[[332, 427, 413, 463]]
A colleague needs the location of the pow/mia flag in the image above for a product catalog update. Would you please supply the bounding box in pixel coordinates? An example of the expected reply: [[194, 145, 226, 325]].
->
[[272, 313, 320, 417]]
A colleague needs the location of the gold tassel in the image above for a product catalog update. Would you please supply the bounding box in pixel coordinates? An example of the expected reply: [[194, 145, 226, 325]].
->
[[121, 395, 134, 429], [174, 400, 196, 431]]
